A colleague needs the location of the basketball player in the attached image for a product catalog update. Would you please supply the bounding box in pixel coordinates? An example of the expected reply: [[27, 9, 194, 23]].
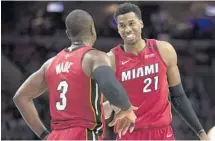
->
[[104, 3, 209, 140], [13, 9, 137, 140]]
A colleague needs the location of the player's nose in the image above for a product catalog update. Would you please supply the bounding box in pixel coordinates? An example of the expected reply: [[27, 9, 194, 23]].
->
[[124, 26, 132, 34]]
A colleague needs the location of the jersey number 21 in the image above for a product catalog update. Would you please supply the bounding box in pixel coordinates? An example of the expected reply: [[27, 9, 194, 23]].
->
[[143, 76, 158, 93]]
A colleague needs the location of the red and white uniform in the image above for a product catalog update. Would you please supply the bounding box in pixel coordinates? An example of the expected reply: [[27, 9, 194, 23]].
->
[[45, 47, 104, 140], [111, 39, 174, 140]]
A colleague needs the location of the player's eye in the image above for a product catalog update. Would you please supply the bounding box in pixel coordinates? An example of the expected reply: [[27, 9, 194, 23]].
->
[[119, 24, 125, 28], [129, 22, 135, 26]]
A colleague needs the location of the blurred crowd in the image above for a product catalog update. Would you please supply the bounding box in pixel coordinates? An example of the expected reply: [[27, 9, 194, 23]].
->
[[1, 1, 215, 140]]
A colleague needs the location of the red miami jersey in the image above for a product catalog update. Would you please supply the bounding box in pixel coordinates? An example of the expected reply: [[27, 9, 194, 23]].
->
[[45, 46, 104, 135], [111, 39, 172, 129]]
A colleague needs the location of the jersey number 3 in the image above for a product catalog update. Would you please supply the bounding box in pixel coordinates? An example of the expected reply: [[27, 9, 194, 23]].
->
[[56, 81, 68, 111], [143, 76, 158, 93]]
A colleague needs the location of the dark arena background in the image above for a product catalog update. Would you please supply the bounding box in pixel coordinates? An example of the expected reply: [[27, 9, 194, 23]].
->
[[1, 1, 215, 140]]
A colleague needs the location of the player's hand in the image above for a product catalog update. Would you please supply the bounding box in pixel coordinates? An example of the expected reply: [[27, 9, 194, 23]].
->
[[114, 106, 138, 138], [108, 106, 138, 136], [199, 131, 210, 140], [114, 117, 135, 138], [108, 106, 138, 127]]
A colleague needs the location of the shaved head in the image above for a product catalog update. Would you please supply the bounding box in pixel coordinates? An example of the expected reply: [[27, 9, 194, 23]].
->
[[65, 9, 96, 41]]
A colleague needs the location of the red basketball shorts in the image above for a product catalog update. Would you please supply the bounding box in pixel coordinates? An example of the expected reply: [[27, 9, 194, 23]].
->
[[117, 125, 175, 140], [47, 127, 103, 140]]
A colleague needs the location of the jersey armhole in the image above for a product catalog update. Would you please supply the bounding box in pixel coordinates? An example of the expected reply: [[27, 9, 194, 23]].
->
[[149, 39, 168, 68], [45, 57, 56, 77]]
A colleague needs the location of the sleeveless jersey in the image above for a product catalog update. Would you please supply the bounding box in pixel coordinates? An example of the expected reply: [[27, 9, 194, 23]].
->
[[111, 39, 172, 129], [45, 46, 104, 135]]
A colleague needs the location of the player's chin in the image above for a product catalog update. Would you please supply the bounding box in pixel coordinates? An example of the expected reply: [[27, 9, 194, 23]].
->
[[125, 39, 137, 45]]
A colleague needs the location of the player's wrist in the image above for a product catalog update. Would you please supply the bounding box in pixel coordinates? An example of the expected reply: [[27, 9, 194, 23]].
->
[[121, 105, 133, 112], [198, 129, 205, 135], [39, 130, 50, 140], [198, 130, 209, 140]]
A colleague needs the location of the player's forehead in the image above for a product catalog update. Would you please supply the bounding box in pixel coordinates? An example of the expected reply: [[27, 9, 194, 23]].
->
[[117, 12, 139, 24]]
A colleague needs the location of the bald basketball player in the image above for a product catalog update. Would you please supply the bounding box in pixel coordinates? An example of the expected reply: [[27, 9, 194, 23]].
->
[[104, 3, 209, 140], [13, 9, 136, 140]]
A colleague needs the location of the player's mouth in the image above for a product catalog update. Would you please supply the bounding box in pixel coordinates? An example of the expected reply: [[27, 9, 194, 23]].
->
[[125, 34, 135, 41]]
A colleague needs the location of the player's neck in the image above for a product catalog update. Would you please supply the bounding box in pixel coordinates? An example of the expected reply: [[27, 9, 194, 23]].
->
[[124, 39, 146, 56], [68, 40, 93, 51]]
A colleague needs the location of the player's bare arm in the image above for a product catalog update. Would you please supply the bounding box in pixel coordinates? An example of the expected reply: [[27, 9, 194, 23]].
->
[[157, 41, 209, 140], [13, 58, 54, 140]]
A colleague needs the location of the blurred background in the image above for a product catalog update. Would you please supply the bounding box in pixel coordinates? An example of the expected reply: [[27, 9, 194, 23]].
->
[[1, 1, 215, 140]]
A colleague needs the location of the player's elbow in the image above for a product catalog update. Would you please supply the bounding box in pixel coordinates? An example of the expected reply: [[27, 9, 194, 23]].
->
[[13, 93, 28, 105], [13, 94, 20, 106], [13, 94, 22, 104]]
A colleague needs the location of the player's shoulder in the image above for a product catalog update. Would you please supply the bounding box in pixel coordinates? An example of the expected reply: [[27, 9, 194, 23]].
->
[[84, 49, 108, 59], [82, 49, 111, 68], [154, 40, 177, 66], [43, 57, 55, 72], [155, 40, 176, 54]]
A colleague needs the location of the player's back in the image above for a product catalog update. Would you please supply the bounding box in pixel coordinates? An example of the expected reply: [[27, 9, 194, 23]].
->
[[45, 46, 103, 133], [111, 39, 171, 129]]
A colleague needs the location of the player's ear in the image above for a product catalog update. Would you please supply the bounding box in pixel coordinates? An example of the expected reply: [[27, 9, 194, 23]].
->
[[90, 24, 96, 38], [140, 20, 144, 28], [66, 30, 71, 39]]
